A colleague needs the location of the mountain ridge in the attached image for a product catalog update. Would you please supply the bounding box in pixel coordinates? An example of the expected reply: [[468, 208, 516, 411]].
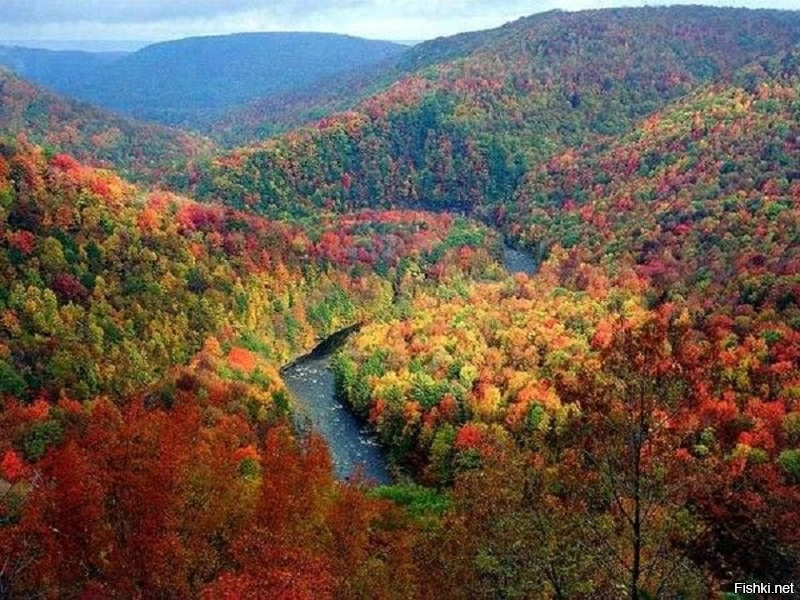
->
[[0, 32, 408, 130], [187, 5, 800, 215]]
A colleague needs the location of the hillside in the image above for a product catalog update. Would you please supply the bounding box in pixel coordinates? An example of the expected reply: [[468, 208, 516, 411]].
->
[[21, 33, 408, 129], [0, 140, 504, 597], [503, 47, 800, 311], [0, 140, 495, 400], [0, 68, 213, 182], [324, 48, 800, 593], [187, 6, 800, 216]]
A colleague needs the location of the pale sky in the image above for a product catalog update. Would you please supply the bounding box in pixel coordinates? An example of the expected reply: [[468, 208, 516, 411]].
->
[[0, 1, 799, 45]]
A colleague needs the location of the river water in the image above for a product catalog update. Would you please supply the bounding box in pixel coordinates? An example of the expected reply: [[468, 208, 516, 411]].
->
[[502, 243, 538, 276], [281, 241, 537, 484], [283, 354, 391, 483]]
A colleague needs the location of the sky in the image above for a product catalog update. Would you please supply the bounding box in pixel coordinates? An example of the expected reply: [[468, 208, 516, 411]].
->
[[1, 0, 799, 49]]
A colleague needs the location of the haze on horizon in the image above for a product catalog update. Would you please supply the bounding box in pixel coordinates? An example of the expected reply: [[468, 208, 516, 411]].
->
[[1, 0, 799, 49]]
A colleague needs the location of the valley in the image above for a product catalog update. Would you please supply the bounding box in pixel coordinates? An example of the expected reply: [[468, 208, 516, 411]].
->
[[1, 5, 800, 598], [282, 239, 538, 484]]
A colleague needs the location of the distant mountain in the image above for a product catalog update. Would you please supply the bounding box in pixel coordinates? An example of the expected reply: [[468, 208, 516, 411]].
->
[[189, 6, 800, 215], [1, 39, 150, 52], [0, 68, 213, 182], [0, 33, 408, 129], [0, 46, 125, 94]]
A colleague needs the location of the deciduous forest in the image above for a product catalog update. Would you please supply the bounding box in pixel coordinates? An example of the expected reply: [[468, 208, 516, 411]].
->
[[1, 5, 800, 598]]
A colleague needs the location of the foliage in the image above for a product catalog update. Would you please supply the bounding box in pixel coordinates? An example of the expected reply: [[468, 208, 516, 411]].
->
[[0, 141, 492, 400], [187, 7, 800, 216], [3, 6, 800, 597], [0, 388, 420, 598], [0, 68, 214, 183]]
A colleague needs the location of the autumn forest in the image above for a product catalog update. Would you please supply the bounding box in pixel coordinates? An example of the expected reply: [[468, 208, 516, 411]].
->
[[1, 5, 800, 598]]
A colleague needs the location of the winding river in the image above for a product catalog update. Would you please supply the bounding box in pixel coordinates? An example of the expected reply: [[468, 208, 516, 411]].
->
[[281, 242, 537, 484], [282, 326, 392, 484]]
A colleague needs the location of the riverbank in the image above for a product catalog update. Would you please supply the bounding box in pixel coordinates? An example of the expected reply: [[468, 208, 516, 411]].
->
[[280, 239, 538, 484]]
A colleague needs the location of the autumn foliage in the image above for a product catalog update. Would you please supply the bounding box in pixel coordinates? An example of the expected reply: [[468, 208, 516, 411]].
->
[[2, 6, 800, 599]]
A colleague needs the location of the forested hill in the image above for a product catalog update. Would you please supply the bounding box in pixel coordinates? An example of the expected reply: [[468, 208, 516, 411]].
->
[[0, 68, 214, 182], [504, 46, 800, 277], [0, 139, 492, 401], [0, 139, 503, 598], [325, 46, 800, 592], [2, 33, 407, 130], [186, 6, 800, 217]]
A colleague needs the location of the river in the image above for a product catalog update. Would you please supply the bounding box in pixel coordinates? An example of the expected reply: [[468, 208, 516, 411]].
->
[[282, 336, 392, 484], [281, 241, 537, 484], [501, 243, 538, 276]]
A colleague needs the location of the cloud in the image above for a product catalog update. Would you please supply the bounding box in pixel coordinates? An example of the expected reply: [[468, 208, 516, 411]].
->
[[0, 0, 372, 24], [0, 1, 798, 42]]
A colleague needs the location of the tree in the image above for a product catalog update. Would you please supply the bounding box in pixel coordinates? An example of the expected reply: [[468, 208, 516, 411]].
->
[[564, 313, 708, 599], [427, 438, 594, 599]]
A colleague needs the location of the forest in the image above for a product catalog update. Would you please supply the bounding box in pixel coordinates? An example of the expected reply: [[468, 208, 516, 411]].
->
[[1, 5, 800, 599]]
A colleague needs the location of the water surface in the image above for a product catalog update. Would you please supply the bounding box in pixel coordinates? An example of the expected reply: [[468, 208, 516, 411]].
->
[[282, 354, 391, 483], [502, 243, 538, 275]]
